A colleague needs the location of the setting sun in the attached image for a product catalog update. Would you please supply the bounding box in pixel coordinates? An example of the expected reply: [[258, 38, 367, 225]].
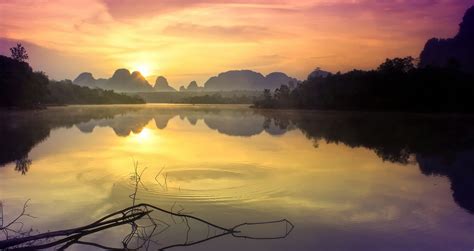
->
[[134, 63, 152, 77]]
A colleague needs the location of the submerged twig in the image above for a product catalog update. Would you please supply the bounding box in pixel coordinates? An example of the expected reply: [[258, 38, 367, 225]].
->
[[0, 199, 36, 241]]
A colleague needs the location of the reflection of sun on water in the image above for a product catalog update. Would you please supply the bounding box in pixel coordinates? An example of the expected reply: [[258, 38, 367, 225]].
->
[[130, 128, 154, 143]]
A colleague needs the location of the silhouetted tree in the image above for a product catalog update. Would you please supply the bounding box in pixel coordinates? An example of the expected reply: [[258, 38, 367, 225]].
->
[[180, 93, 254, 104], [253, 56, 474, 112], [377, 57, 415, 73], [45, 80, 145, 105], [15, 157, 32, 175], [9, 43, 29, 62], [274, 85, 291, 107], [253, 89, 276, 108], [262, 89, 273, 104], [0, 55, 144, 108], [0, 55, 48, 108]]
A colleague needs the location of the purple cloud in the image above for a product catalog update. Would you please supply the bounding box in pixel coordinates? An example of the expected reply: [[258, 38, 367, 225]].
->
[[101, 0, 284, 19], [162, 23, 278, 41]]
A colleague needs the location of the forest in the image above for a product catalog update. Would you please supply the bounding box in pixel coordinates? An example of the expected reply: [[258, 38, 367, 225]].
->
[[0, 46, 144, 109], [253, 57, 474, 112]]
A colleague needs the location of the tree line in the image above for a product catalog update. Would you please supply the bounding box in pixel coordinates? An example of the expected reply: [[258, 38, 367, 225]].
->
[[0, 44, 144, 109], [253, 57, 474, 113], [181, 93, 256, 104]]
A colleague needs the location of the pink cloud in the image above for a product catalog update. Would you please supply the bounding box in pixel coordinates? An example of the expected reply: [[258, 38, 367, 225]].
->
[[101, 0, 289, 19], [0, 38, 108, 80], [162, 23, 279, 41]]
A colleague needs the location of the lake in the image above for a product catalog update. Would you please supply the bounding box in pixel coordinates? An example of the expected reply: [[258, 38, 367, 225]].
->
[[1, 104, 474, 250]]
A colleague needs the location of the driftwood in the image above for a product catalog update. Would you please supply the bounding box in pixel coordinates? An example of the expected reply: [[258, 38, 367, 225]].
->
[[0, 162, 294, 250], [0, 202, 293, 250]]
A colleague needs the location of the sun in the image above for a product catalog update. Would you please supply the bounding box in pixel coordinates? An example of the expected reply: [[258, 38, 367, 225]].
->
[[134, 63, 151, 77]]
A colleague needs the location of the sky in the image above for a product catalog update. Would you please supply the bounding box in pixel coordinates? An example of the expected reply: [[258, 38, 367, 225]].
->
[[0, 0, 472, 88]]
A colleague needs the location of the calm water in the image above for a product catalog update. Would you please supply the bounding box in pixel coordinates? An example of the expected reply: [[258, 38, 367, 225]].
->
[[1, 104, 474, 250]]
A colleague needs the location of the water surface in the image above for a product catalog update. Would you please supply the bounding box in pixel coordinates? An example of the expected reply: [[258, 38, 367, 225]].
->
[[1, 104, 474, 250]]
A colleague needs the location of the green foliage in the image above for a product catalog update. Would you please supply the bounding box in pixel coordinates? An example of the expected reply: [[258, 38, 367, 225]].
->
[[254, 57, 474, 112]]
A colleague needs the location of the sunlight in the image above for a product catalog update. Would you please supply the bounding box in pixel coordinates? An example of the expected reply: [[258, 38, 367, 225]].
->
[[134, 63, 152, 77], [134, 128, 152, 142]]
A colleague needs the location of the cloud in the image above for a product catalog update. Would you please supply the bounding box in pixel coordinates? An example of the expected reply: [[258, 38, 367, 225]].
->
[[101, 0, 290, 19], [224, 54, 288, 70], [162, 23, 277, 41], [0, 38, 107, 80], [304, 0, 471, 36]]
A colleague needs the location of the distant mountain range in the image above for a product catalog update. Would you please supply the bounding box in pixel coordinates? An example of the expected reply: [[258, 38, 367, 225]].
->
[[73, 69, 176, 92], [203, 70, 299, 91], [420, 6, 474, 73], [179, 80, 204, 92], [154, 76, 177, 92], [307, 68, 331, 79], [73, 69, 308, 93]]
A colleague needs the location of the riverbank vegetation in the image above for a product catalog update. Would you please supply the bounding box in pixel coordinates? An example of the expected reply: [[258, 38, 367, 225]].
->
[[0, 48, 144, 109], [135, 90, 258, 104], [46, 80, 144, 105], [253, 57, 474, 112]]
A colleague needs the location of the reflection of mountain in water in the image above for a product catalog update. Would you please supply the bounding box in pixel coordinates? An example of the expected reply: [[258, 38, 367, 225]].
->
[[204, 110, 264, 136], [261, 112, 474, 163], [2, 107, 474, 213], [0, 106, 140, 169], [258, 111, 474, 214], [418, 150, 474, 215], [0, 107, 280, 170], [76, 113, 151, 137], [0, 115, 50, 174]]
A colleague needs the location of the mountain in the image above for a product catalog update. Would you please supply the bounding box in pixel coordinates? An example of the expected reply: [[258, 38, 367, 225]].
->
[[308, 68, 331, 79], [419, 6, 474, 73], [105, 69, 153, 92], [187, 81, 203, 91], [73, 72, 96, 87], [73, 69, 298, 92], [204, 70, 264, 91], [179, 80, 203, 92], [203, 70, 298, 91], [154, 76, 176, 92], [73, 69, 154, 92]]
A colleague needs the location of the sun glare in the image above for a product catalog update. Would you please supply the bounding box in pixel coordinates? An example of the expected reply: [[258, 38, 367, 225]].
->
[[135, 128, 152, 141], [134, 64, 151, 77], [126, 126, 162, 151]]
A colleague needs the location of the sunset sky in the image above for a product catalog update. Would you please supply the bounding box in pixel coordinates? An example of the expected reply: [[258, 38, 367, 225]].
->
[[0, 0, 472, 87]]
